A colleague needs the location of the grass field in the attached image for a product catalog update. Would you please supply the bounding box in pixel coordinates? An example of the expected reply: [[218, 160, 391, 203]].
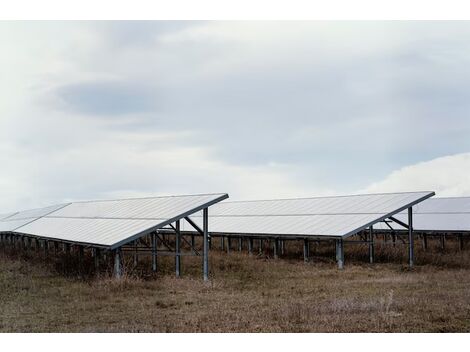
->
[[1, 236, 469, 332]]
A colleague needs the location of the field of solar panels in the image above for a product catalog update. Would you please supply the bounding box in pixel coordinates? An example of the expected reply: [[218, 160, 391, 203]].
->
[[1, 236, 469, 332]]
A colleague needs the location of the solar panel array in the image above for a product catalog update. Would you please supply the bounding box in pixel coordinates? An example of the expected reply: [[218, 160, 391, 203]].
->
[[187, 191, 435, 238], [378, 197, 470, 233], [0, 193, 228, 248]]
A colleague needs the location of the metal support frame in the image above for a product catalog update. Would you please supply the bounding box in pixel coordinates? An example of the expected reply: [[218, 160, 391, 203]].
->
[[408, 207, 414, 267], [227, 236, 231, 254], [152, 233, 157, 272], [259, 239, 264, 255], [133, 240, 138, 267], [238, 237, 242, 251], [440, 234, 446, 250], [459, 234, 464, 251], [280, 240, 285, 255], [114, 248, 122, 279], [220, 236, 225, 250], [203, 207, 209, 281], [175, 220, 181, 278], [369, 226, 374, 264], [273, 238, 279, 259], [336, 238, 344, 270], [54, 241, 59, 255], [303, 238, 309, 262], [423, 234, 428, 250], [94, 248, 100, 271], [248, 237, 253, 255]]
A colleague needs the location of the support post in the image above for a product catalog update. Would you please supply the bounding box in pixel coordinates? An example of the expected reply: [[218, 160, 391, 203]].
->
[[220, 236, 224, 251], [336, 238, 344, 269], [273, 239, 279, 259], [423, 234, 428, 250], [65, 243, 71, 255], [259, 239, 264, 255], [35, 238, 40, 252], [79, 246, 84, 269], [369, 226, 374, 264], [238, 237, 242, 251], [113, 248, 122, 279], [54, 241, 59, 255], [303, 239, 309, 262], [133, 240, 138, 267], [280, 240, 285, 255], [248, 238, 253, 256], [459, 234, 464, 251], [94, 248, 100, 272], [440, 234, 445, 250], [203, 207, 209, 281], [152, 233, 157, 272], [44, 240, 48, 257], [175, 220, 181, 278], [227, 236, 231, 254], [408, 207, 414, 268]]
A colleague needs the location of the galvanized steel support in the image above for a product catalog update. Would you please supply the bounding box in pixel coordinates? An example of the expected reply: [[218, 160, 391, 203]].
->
[[113, 248, 122, 279], [175, 220, 181, 278], [336, 239, 344, 270], [280, 240, 285, 255], [273, 239, 279, 259], [203, 207, 209, 281], [369, 226, 374, 264], [152, 233, 157, 272], [248, 238, 253, 256], [303, 239, 309, 262], [408, 207, 414, 268]]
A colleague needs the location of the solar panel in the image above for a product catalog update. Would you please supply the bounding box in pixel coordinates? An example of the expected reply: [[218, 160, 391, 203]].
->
[[0, 193, 228, 248], [377, 197, 470, 233], [186, 191, 435, 238]]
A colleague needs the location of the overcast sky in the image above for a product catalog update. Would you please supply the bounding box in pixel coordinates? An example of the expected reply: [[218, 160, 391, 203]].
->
[[1, 21, 470, 212]]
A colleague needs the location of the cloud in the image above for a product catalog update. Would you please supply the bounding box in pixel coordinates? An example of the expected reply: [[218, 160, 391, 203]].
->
[[363, 152, 470, 196]]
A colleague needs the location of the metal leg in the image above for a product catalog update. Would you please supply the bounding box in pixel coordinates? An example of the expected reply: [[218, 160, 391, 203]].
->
[[408, 207, 414, 268], [176, 220, 181, 278], [248, 238, 253, 256], [152, 233, 157, 272], [220, 236, 224, 251], [459, 234, 464, 251], [203, 208, 209, 281], [44, 240, 48, 257], [94, 248, 100, 272], [114, 248, 122, 279], [440, 234, 445, 250], [133, 240, 138, 267], [227, 236, 231, 254], [336, 239, 344, 269], [303, 239, 309, 262], [423, 234, 428, 250], [238, 237, 242, 251], [191, 234, 195, 250], [280, 240, 285, 255], [54, 241, 59, 255], [273, 239, 279, 259], [369, 226, 374, 264], [260, 239, 264, 255]]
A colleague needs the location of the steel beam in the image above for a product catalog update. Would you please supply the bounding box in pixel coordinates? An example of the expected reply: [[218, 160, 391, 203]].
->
[[203, 207, 209, 281], [369, 226, 374, 264], [152, 233, 157, 272], [303, 239, 309, 262], [248, 237, 253, 256], [336, 239, 344, 270], [408, 207, 414, 267], [114, 248, 122, 279], [175, 220, 181, 278]]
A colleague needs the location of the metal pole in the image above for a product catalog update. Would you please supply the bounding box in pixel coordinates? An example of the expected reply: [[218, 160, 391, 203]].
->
[[65, 243, 71, 255], [220, 236, 224, 251], [336, 239, 344, 269], [259, 239, 264, 255], [175, 220, 181, 278], [114, 248, 122, 279], [133, 240, 138, 267], [280, 240, 285, 255], [440, 234, 445, 250], [152, 233, 157, 272], [369, 226, 374, 264], [423, 234, 428, 250], [54, 241, 59, 255], [203, 208, 209, 281], [94, 248, 100, 272], [35, 238, 40, 252], [227, 236, 231, 254], [44, 240, 48, 257], [248, 237, 253, 256], [303, 239, 309, 262], [273, 239, 279, 259], [238, 237, 242, 251], [408, 207, 414, 268], [459, 234, 464, 251], [79, 246, 84, 269]]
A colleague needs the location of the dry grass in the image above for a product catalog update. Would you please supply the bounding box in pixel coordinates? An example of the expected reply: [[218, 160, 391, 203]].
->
[[1, 236, 470, 332]]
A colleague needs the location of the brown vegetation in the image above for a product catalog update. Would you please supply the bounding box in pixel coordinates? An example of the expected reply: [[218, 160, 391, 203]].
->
[[0, 236, 469, 332]]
